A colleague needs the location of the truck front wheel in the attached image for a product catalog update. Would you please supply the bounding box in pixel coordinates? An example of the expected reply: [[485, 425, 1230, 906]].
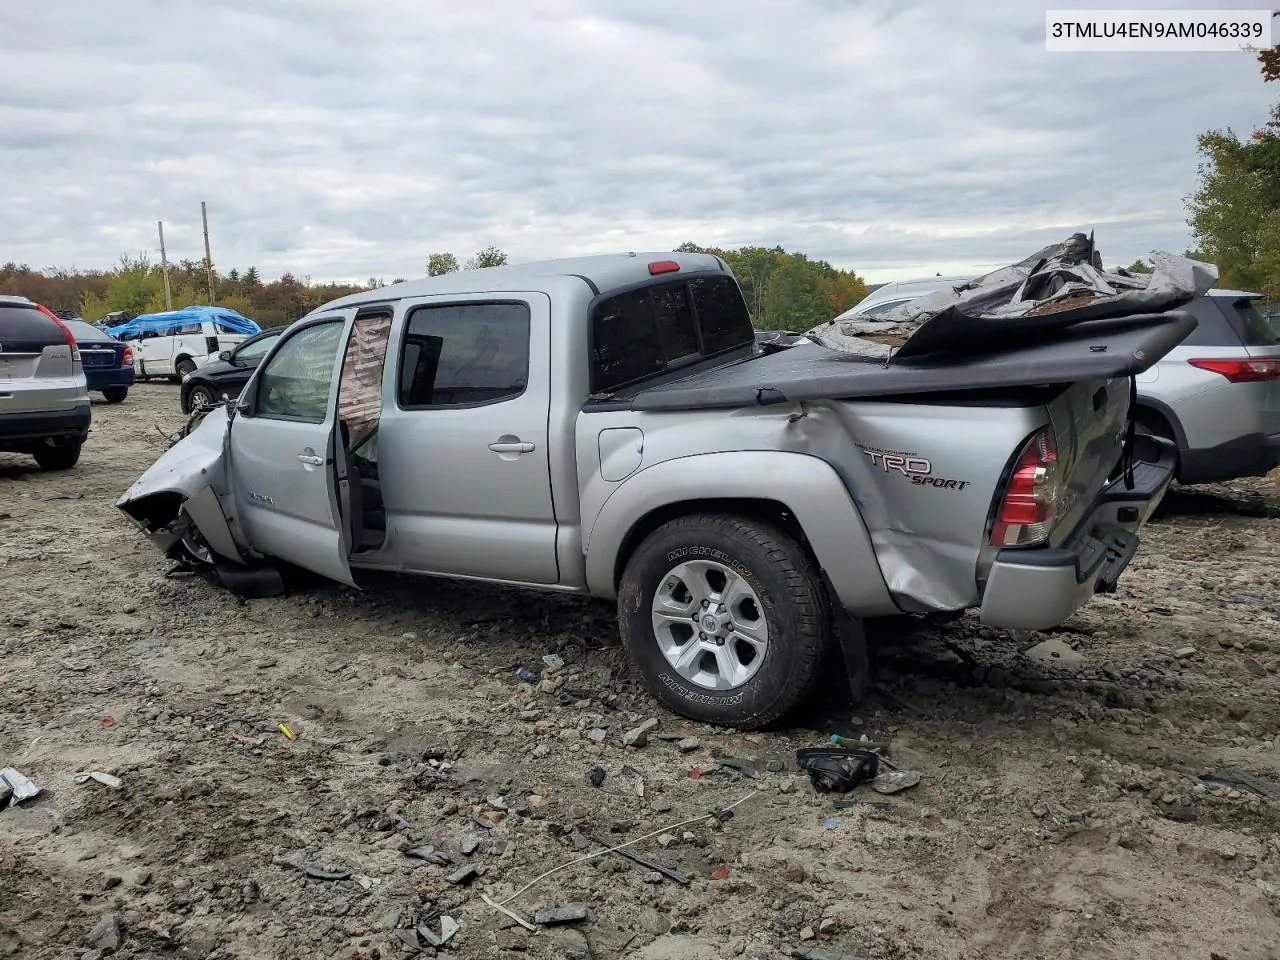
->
[[617, 513, 830, 729]]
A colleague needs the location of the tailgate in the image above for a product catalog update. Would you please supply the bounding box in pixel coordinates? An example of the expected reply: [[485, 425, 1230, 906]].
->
[[1042, 377, 1131, 546]]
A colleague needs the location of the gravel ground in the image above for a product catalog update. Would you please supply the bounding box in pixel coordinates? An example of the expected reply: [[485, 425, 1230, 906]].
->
[[2, 382, 1279, 960]]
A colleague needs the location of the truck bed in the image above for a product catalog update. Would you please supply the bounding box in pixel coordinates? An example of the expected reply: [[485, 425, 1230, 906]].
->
[[611, 309, 1196, 412]]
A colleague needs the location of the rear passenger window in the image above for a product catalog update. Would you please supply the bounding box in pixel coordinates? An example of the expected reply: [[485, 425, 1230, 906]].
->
[[1180, 298, 1238, 347], [399, 302, 530, 407], [1223, 299, 1278, 346], [590, 275, 754, 393]]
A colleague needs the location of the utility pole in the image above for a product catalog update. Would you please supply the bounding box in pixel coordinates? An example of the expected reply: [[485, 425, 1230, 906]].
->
[[201, 201, 216, 305], [157, 220, 173, 311]]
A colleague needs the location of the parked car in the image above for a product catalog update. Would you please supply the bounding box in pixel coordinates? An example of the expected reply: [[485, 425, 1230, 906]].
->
[[0, 295, 91, 469], [106, 306, 259, 382], [63, 319, 135, 403], [119, 251, 1188, 729], [833, 276, 1280, 484], [180, 326, 285, 413], [833, 275, 976, 320]]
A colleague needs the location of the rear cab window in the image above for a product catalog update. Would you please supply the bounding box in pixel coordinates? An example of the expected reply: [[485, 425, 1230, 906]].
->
[[589, 274, 754, 394]]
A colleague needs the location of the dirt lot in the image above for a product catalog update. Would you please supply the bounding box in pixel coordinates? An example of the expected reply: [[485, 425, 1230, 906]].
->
[[2, 382, 1279, 960]]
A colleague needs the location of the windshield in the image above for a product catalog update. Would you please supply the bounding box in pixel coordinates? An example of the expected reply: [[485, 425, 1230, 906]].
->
[[235, 332, 280, 360]]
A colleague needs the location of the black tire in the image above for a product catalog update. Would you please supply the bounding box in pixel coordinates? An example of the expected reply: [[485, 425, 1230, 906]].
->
[[175, 357, 197, 379], [617, 513, 831, 729], [102, 387, 128, 404], [184, 383, 215, 413], [32, 439, 83, 471]]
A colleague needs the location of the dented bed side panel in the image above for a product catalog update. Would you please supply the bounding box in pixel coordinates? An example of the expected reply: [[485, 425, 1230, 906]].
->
[[578, 398, 1045, 614]]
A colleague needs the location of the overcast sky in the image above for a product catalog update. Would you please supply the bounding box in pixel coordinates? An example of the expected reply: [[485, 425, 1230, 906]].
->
[[0, 1, 1273, 283]]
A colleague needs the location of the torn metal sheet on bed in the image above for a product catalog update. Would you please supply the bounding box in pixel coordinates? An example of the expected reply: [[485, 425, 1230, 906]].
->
[[806, 233, 1218, 362]]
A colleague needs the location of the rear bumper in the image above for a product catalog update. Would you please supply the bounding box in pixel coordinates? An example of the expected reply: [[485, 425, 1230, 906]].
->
[[85, 368, 136, 389], [1179, 431, 1280, 484], [0, 404, 92, 449], [979, 438, 1176, 631]]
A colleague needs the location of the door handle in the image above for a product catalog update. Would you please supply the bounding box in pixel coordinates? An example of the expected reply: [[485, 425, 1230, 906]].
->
[[488, 439, 535, 454], [297, 454, 324, 466]]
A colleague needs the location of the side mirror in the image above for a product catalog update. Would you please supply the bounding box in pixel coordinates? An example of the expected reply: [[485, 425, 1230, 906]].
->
[[218, 350, 232, 362]]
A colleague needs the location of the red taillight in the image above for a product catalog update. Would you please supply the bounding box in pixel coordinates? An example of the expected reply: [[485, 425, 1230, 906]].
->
[[1187, 358, 1280, 383], [36, 303, 80, 363], [648, 260, 680, 275], [121, 345, 134, 366], [991, 428, 1060, 548]]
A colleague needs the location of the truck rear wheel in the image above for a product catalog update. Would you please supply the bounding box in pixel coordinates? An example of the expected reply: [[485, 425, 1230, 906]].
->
[[618, 513, 830, 729]]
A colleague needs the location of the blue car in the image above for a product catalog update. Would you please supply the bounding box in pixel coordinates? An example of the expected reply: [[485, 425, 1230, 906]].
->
[[64, 319, 135, 403]]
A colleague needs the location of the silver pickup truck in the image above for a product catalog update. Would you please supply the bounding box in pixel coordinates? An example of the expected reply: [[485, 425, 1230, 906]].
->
[[119, 251, 1192, 728]]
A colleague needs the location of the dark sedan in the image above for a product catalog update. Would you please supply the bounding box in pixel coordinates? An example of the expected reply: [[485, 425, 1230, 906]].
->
[[179, 325, 283, 413], [65, 319, 135, 403]]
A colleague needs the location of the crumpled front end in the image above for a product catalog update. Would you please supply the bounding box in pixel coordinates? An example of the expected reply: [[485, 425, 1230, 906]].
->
[[116, 406, 243, 563]]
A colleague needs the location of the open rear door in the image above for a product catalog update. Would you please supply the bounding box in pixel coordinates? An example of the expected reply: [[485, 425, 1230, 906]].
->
[[227, 313, 357, 585]]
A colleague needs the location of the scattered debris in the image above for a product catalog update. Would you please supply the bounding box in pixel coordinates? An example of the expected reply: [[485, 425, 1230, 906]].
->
[[710, 865, 730, 880], [676, 737, 701, 753], [534, 904, 590, 925], [1174, 646, 1198, 659], [480, 893, 536, 931], [871, 770, 921, 794], [796, 748, 880, 793], [541, 653, 565, 670], [459, 835, 482, 856], [516, 666, 539, 683], [585, 833, 691, 885], [73, 771, 124, 790], [418, 915, 460, 947], [101, 715, 115, 727], [86, 913, 121, 952], [231, 732, 265, 747], [716, 756, 760, 779], [404, 844, 452, 866], [622, 718, 659, 747], [41, 491, 84, 501], [447, 865, 479, 886], [588, 766, 606, 788], [271, 852, 352, 881], [277, 723, 296, 741], [822, 818, 842, 830], [0, 767, 41, 807]]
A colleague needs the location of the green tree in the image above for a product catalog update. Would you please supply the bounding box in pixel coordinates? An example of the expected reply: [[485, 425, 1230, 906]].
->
[[465, 246, 508, 270], [760, 255, 830, 330], [427, 252, 459, 276], [1125, 259, 1152, 273], [721, 246, 778, 321], [673, 241, 706, 253]]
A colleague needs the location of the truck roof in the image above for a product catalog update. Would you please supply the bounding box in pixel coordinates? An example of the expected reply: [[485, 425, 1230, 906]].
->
[[310, 251, 731, 315]]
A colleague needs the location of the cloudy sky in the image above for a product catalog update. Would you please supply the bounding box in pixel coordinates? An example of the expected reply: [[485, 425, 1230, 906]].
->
[[0, 0, 1273, 283]]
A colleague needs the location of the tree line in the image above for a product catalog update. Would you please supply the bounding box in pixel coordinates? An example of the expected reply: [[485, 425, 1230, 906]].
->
[[1185, 46, 1280, 300], [2, 242, 869, 331]]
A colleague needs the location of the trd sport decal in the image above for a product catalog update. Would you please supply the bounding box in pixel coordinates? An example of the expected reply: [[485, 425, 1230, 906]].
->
[[860, 448, 971, 491]]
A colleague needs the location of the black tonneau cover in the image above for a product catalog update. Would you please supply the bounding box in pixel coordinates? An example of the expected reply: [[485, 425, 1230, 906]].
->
[[615, 309, 1195, 412]]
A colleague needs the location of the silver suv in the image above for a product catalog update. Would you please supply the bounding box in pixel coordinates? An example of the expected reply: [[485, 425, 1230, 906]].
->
[[0, 295, 91, 470]]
